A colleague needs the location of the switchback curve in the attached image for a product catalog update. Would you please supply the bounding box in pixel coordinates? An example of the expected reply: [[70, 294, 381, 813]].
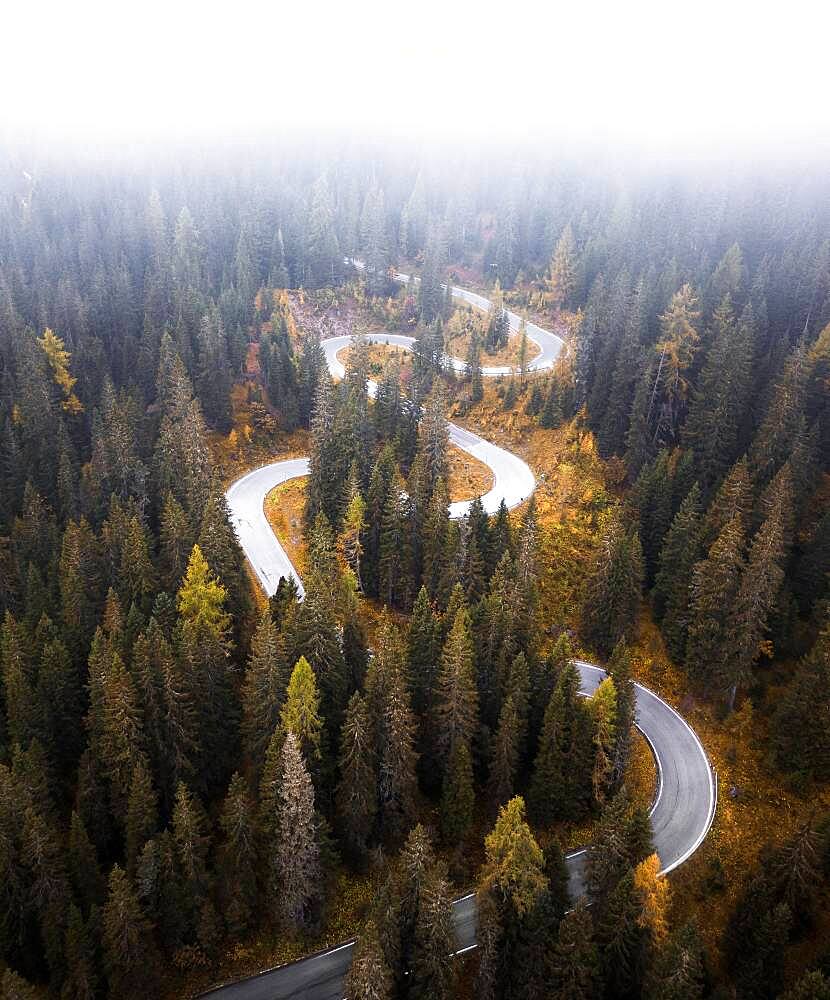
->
[[214, 285, 716, 999]]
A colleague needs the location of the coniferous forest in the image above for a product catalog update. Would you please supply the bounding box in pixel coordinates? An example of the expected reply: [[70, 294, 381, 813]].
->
[[0, 142, 829, 1000]]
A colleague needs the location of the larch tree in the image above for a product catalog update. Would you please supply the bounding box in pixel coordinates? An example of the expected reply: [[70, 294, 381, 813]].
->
[[548, 224, 576, 309], [279, 656, 323, 771]]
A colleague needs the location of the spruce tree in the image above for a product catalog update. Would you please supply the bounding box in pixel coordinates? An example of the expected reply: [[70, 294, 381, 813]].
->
[[241, 611, 288, 778], [719, 475, 789, 708], [336, 692, 377, 864], [217, 772, 259, 938], [771, 615, 830, 780], [345, 919, 393, 1000], [434, 608, 479, 767], [407, 586, 440, 719], [685, 515, 746, 691], [409, 865, 456, 1000], [529, 663, 594, 823], [551, 897, 601, 1000], [653, 483, 702, 658], [171, 781, 213, 947], [102, 865, 160, 1000], [124, 756, 159, 872], [582, 517, 644, 656], [487, 694, 520, 812], [440, 737, 475, 844], [275, 733, 321, 930], [607, 638, 635, 791], [648, 922, 707, 1000]]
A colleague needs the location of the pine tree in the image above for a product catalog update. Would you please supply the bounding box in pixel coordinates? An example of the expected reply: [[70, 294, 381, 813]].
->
[[1, 970, 40, 1000], [158, 492, 194, 592], [175, 545, 236, 795], [276, 733, 321, 929], [726, 873, 791, 1000], [305, 375, 343, 531], [365, 618, 419, 841], [683, 298, 752, 490], [771, 616, 830, 780], [589, 676, 617, 805], [607, 639, 635, 791], [407, 586, 440, 718], [632, 450, 675, 587], [61, 903, 100, 1000], [586, 789, 641, 908], [68, 811, 105, 913], [597, 869, 648, 1000], [781, 972, 830, 1000], [648, 922, 707, 1000], [409, 865, 456, 1000], [466, 330, 484, 402], [548, 225, 576, 309], [653, 483, 702, 658], [701, 456, 753, 548], [719, 475, 790, 708], [171, 781, 213, 946], [102, 865, 160, 1000]]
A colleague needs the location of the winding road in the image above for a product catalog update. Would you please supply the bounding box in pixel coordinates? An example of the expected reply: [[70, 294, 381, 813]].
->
[[215, 279, 716, 999]]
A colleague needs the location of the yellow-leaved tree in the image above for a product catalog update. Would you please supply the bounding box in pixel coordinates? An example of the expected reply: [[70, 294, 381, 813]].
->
[[633, 853, 671, 944], [38, 327, 84, 414], [479, 796, 547, 917], [176, 544, 231, 642], [280, 656, 323, 765]]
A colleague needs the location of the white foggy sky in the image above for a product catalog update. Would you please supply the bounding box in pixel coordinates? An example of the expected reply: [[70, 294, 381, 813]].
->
[[2, 0, 828, 157]]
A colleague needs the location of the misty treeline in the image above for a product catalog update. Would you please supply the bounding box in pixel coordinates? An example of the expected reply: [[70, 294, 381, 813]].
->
[[0, 146, 828, 998]]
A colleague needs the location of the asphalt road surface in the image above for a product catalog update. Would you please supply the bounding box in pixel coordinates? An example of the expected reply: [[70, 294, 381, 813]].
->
[[217, 279, 715, 1000]]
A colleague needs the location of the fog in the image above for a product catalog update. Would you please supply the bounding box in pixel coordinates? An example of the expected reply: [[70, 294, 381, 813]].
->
[[2, 0, 828, 162]]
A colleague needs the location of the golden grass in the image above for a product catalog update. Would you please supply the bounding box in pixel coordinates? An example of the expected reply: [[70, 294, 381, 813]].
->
[[448, 445, 494, 503], [445, 323, 542, 368], [336, 342, 414, 378], [263, 478, 308, 580]]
